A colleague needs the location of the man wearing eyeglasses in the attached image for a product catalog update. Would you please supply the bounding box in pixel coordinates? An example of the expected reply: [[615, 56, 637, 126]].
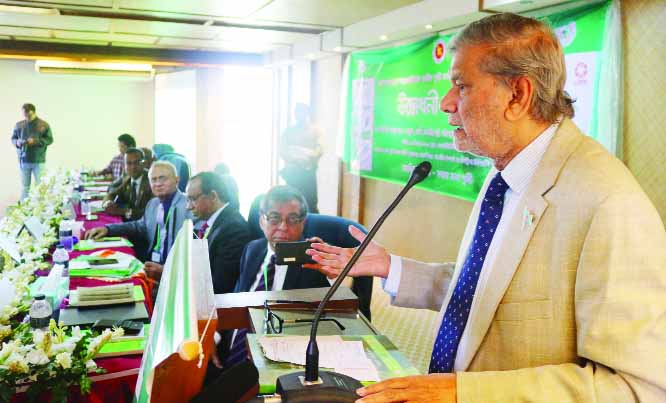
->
[[102, 148, 153, 221], [186, 171, 250, 294], [85, 161, 192, 287], [235, 185, 334, 293], [213, 186, 337, 370]]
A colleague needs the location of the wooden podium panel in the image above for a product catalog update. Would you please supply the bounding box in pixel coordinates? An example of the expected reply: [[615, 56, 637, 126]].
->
[[215, 286, 360, 331]]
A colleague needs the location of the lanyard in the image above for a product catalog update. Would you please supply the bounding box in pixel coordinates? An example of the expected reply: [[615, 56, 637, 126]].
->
[[153, 204, 175, 253], [202, 225, 212, 240], [262, 257, 271, 291]]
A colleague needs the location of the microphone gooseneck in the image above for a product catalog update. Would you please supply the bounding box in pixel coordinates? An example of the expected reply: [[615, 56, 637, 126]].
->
[[304, 161, 432, 382]]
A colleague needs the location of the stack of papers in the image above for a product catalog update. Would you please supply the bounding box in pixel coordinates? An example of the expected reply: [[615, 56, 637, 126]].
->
[[69, 284, 145, 307], [69, 250, 142, 278], [75, 237, 133, 251], [259, 335, 380, 381]]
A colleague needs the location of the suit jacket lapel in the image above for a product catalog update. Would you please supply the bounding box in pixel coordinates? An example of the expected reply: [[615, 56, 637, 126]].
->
[[282, 265, 303, 290], [244, 240, 268, 291], [456, 119, 585, 370], [207, 206, 231, 245]]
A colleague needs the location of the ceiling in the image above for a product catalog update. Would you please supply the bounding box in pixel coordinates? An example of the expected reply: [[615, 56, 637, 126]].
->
[[0, 0, 421, 54]]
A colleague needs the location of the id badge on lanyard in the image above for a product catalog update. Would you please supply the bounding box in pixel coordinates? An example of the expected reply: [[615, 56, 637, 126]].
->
[[152, 204, 174, 262]]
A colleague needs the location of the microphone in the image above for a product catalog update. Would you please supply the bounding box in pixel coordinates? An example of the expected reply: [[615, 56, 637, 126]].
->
[[275, 161, 432, 403]]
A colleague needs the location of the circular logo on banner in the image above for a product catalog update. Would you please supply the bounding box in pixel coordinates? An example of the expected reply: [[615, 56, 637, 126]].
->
[[575, 62, 588, 79], [433, 39, 446, 64]]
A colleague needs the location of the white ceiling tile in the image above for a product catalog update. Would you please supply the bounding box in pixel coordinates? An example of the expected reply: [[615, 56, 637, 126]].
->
[[113, 19, 218, 39], [0, 26, 52, 38], [248, 0, 420, 27], [0, 13, 109, 32], [156, 36, 273, 53], [54, 30, 156, 44], [212, 26, 313, 45], [25, 0, 114, 7], [14, 36, 108, 46], [118, 0, 271, 18]]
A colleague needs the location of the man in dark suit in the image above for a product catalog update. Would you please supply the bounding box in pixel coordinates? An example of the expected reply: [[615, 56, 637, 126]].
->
[[103, 148, 153, 221], [235, 186, 332, 293], [186, 172, 250, 294]]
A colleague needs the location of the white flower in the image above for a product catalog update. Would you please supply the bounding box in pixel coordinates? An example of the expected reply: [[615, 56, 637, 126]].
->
[[26, 348, 49, 366], [70, 326, 82, 340], [50, 341, 76, 355], [0, 325, 11, 341], [6, 352, 29, 374], [85, 359, 97, 371], [55, 352, 72, 369], [32, 329, 45, 345], [0, 340, 20, 363]]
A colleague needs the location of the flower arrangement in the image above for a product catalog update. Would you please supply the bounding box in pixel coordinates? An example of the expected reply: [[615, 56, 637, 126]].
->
[[0, 170, 123, 401], [0, 320, 124, 402]]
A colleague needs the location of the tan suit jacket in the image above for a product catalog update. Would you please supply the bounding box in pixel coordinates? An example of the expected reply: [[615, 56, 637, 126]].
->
[[394, 119, 666, 402]]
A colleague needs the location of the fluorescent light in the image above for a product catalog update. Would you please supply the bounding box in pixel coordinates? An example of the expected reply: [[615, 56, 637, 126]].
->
[[425, 24, 433, 30], [0, 5, 59, 15], [380, 35, 388, 41], [35, 60, 154, 78]]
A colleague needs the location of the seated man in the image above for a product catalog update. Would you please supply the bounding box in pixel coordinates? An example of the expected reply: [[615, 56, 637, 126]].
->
[[93, 133, 135, 180], [103, 148, 153, 221], [85, 161, 192, 288], [235, 186, 332, 293], [217, 186, 371, 368], [153, 143, 190, 192], [186, 171, 250, 294]]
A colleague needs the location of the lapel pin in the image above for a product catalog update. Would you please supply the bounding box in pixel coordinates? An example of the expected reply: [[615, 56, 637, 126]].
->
[[522, 208, 534, 230]]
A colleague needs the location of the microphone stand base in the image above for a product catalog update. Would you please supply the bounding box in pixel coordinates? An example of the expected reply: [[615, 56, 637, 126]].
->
[[276, 371, 362, 403]]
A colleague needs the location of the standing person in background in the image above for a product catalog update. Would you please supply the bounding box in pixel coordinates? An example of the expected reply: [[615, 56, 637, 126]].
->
[[93, 133, 135, 180], [279, 103, 322, 213], [11, 103, 53, 200]]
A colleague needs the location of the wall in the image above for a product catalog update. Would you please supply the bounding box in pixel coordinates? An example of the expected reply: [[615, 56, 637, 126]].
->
[[622, 0, 666, 223], [0, 59, 154, 211]]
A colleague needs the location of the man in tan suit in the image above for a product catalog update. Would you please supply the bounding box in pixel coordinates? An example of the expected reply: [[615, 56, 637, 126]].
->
[[308, 13, 666, 403]]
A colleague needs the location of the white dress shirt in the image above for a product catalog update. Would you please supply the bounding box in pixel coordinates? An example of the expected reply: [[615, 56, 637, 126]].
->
[[384, 120, 560, 368], [205, 203, 228, 229]]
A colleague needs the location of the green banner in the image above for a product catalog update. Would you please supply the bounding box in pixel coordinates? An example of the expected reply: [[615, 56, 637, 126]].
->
[[343, 1, 616, 201]]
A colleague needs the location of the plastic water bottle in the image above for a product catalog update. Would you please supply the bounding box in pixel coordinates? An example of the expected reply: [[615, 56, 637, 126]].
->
[[58, 221, 73, 251], [53, 243, 70, 275], [80, 198, 91, 216], [29, 294, 53, 330]]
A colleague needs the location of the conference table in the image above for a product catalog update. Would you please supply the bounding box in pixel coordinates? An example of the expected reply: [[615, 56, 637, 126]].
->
[[12, 204, 153, 403]]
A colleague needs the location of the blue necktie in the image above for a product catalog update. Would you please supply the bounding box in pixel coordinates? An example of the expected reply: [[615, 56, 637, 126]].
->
[[429, 172, 509, 373]]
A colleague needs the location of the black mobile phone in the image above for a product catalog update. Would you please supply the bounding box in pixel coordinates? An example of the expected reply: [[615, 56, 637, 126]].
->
[[274, 241, 315, 265], [88, 258, 119, 266]]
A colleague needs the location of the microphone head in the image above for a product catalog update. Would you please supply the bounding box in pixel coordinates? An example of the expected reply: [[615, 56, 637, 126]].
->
[[408, 161, 432, 186]]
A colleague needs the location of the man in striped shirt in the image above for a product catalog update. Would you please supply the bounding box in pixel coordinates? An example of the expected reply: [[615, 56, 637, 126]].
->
[[94, 133, 135, 180]]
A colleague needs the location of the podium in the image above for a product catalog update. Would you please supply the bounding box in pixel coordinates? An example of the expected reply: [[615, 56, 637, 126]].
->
[[215, 287, 420, 396]]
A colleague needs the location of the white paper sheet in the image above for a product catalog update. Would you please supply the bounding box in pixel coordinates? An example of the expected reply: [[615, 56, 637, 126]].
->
[[259, 335, 380, 382]]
